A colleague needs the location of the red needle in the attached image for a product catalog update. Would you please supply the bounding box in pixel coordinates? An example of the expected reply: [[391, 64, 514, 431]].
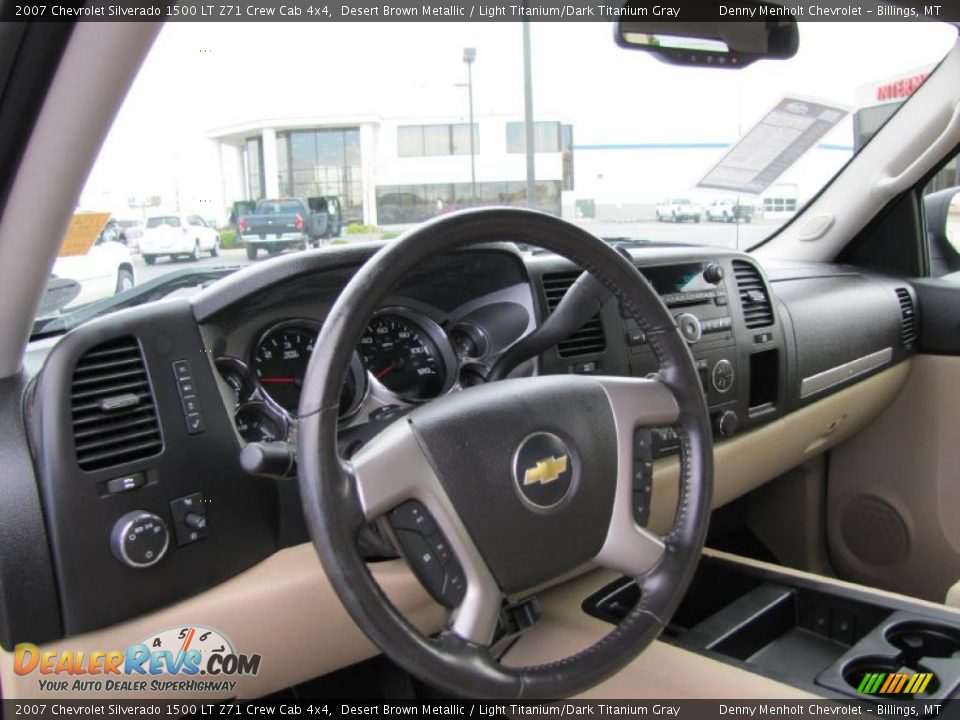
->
[[260, 377, 297, 384], [376, 366, 393, 380]]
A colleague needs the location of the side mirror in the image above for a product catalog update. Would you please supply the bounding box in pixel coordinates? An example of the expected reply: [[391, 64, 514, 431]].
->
[[924, 187, 960, 255]]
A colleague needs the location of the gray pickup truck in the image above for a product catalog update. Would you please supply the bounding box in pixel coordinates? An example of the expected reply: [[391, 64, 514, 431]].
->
[[238, 197, 342, 260]]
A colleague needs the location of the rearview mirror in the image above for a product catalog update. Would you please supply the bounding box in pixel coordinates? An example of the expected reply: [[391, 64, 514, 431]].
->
[[616, 6, 799, 68]]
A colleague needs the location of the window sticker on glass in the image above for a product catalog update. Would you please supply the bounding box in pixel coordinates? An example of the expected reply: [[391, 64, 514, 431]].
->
[[698, 96, 849, 195]]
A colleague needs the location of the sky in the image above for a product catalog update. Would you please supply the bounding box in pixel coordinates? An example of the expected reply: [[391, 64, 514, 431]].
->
[[80, 20, 958, 215]]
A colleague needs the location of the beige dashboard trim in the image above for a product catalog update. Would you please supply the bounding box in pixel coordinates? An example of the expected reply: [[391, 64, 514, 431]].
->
[[647, 361, 910, 535], [0, 362, 909, 700], [0, 546, 445, 700]]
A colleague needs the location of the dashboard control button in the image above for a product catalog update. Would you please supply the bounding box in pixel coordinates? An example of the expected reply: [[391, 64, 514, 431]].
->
[[111, 511, 169, 569], [389, 501, 467, 608], [172, 360, 192, 380], [675, 313, 702, 343], [712, 359, 735, 393], [170, 492, 209, 546], [106, 472, 146, 494], [703, 263, 725, 284], [182, 396, 201, 415], [714, 410, 740, 438], [626, 330, 646, 347], [183, 513, 207, 531], [185, 412, 205, 434], [178, 378, 197, 397]]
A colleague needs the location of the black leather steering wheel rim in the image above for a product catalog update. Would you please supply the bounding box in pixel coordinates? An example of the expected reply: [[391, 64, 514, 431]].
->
[[297, 207, 713, 699]]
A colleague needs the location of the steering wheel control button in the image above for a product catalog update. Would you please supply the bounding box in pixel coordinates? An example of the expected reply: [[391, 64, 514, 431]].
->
[[712, 359, 735, 393], [169, 492, 209, 546], [675, 313, 702, 343], [110, 511, 169, 569], [105, 472, 146, 495], [513, 432, 575, 510], [390, 500, 437, 535], [632, 429, 654, 525], [389, 501, 466, 608]]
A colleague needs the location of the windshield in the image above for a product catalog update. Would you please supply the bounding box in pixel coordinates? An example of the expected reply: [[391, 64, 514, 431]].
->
[[36, 20, 957, 335]]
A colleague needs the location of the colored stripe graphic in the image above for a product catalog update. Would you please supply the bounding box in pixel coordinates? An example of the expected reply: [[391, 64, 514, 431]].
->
[[860, 672, 934, 695]]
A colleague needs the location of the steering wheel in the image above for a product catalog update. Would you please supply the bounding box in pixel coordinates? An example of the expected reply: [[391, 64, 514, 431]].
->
[[297, 208, 713, 699]]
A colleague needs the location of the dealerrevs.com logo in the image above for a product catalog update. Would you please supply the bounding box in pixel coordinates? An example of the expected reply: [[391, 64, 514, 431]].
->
[[14, 626, 262, 693]]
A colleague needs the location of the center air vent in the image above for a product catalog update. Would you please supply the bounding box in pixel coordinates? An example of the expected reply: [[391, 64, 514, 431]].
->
[[541, 271, 607, 358], [895, 287, 917, 347], [71, 337, 162, 472], [732, 260, 774, 329]]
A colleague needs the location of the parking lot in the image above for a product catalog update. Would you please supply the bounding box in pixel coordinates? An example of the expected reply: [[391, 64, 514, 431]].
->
[[133, 219, 782, 284]]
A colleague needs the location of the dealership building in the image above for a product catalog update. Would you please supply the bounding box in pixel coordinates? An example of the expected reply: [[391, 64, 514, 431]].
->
[[208, 114, 574, 227]]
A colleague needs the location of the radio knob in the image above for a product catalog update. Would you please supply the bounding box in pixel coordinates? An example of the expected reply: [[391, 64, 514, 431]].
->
[[675, 313, 702, 344], [110, 511, 169, 569], [713, 410, 739, 438], [703, 263, 725, 284]]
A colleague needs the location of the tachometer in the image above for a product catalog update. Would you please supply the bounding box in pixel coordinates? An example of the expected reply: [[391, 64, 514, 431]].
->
[[251, 320, 367, 418], [359, 310, 454, 401], [252, 322, 317, 415]]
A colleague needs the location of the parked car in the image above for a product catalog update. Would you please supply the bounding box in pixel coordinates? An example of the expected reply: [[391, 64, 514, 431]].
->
[[50, 231, 135, 310], [655, 198, 702, 222], [705, 199, 757, 223], [113, 218, 144, 248], [238, 196, 341, 260], [139, 213, 220, 264]]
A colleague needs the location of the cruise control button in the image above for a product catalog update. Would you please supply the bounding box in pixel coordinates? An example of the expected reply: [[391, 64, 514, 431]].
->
[[426, 532, 453, 565]]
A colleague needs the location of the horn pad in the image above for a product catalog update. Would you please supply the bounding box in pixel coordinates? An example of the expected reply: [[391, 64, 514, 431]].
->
[[408, 375, 618, 594]]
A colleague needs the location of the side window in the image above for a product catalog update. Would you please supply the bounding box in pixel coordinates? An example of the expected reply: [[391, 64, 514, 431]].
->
[[922, 153, 960, 277], [188, 215, 203, 227]]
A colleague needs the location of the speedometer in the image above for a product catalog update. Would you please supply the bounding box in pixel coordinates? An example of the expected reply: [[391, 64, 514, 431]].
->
[[359, 310, 454, 401]]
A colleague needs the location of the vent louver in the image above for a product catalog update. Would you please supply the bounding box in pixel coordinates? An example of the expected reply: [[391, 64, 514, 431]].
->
[[895, 288, 917, 347], [732, 260, 774, 329], [541, 271, 607, 358], [71, 337, 162, 471]]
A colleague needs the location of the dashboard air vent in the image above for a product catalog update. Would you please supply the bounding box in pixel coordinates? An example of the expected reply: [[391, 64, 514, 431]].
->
[[541, 271, 607, 358], [71, 336, 162, 471], [732, 260, 774, 329], [895, 288, 917, 347]]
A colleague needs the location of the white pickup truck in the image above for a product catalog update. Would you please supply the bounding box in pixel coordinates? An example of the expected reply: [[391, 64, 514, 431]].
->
[[655, 198, 703, 223]]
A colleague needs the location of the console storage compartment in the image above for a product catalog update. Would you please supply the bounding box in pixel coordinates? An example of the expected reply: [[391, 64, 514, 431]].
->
[[583, 555, 960, 699]]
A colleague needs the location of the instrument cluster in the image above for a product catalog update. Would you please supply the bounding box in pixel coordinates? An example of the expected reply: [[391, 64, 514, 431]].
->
[[215, 306, 491, 443]]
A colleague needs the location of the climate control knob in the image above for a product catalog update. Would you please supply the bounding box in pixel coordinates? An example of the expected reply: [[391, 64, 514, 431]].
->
[[713, 410, 739, 438], [110, 511, 169, 569]]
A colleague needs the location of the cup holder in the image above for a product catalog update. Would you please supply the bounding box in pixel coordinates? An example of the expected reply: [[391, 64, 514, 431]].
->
[[842, 656, 939, 696], [887, 622, 960, 663]]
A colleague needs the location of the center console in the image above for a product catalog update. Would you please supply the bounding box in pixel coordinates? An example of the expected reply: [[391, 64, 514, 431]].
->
[[584, 555, 960, 700], [531, 251, 788, 458]]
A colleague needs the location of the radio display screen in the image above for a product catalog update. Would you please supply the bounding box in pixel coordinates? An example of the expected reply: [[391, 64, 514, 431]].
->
[[642, 263, 711, 295]]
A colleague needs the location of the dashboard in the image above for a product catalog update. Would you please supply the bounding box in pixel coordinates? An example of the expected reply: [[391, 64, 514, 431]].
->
[[5, 240, 918, 649]]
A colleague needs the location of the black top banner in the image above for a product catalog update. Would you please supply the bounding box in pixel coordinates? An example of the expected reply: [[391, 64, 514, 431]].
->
[[2, 0, 958, 22]]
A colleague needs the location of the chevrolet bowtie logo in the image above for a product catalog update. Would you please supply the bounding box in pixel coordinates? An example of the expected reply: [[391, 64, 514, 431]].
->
[[523, 455, 569, 486]]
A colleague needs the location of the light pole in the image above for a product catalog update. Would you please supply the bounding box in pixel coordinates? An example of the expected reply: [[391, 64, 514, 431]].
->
[[463, 47, 477, 204]]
